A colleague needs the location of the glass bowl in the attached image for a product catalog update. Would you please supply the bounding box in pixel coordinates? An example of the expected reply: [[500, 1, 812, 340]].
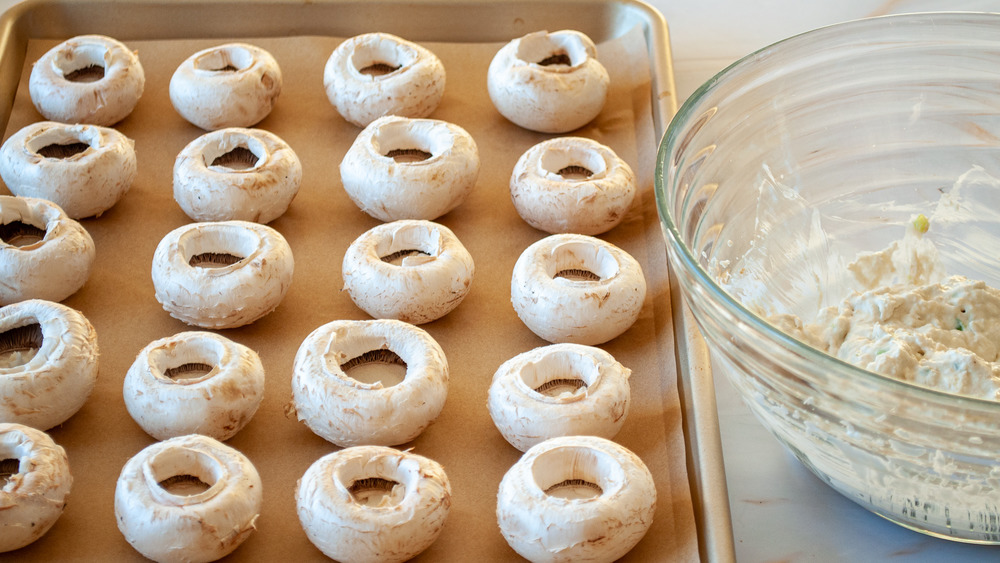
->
[[656, 12, 1000, 543]]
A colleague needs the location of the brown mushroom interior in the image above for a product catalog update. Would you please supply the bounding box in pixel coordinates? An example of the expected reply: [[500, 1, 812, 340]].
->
[[179, 224, 260, 269], [0, 323, 43, 369], [531, 445, 623, 500], [374, 119, 453, 164], [348, 477, 403, 507], [149, 335, 224, 385], [537, 52, 572, 67], [350, 38, 417, 78], [36, 142, 91, 159], [549, 240, 619, 283], [150, 447, 225, 499], [517, 32, 590, 68], [385, 148, 432, 163], [380, 248, 431, 265], [158, 474, 212, 496], [165, 363, 215, 382], [189, 252, 244, 268], [0, 457, 20, 487], [340, 348, 407, 387], [518, 348, 598, 399], [0, 221, 47, 247], [211, 146, 260, 170], [541, 144, 608, 182], [359, 62, 401, 76], [55, 43, 108, 82]]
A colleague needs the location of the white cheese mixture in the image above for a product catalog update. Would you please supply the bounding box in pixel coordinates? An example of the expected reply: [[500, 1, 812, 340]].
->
[[768, 216, 1000, 400]]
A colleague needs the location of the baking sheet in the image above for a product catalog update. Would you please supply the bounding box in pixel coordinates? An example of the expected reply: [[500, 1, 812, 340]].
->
[[0, 0, 718, 560]]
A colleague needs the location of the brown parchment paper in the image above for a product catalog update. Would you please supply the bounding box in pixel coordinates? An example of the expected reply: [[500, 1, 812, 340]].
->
[[0, 26, 698, 562]]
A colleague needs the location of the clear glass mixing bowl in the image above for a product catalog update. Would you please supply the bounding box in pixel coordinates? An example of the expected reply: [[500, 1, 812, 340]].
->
[[656, 12, 1000, 543]]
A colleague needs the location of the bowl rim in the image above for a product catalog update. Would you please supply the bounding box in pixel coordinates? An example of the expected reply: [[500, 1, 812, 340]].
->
[[655, 10, 1000, 410]]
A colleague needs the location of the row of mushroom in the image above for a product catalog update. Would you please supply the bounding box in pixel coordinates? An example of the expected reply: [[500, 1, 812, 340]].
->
[[0, 25, 659, 563]]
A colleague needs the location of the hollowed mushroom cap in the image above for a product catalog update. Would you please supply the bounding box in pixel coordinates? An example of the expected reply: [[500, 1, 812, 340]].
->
[[0, 121, 137, 219], [173, 127, 302, 223], [496, 435, 656, 563], [510, 137, 635, 235], [488, 343, 630, 451], [114, 434, 262, 563], [487, 30, 609, 133], [0, 300, 98, 430], [511, 233, 646, 345], [0, 196, 95, 305], [29, 34, 145, 126], [151, 220, 294, 329], [342, 220, 474, 324], [340, 116, 479, 222], [170, 43, 282, 130], [0, 423, 72, 553], [324, 32, 446, 127], [124, 331, 265, 441], [290, 319, 448, 447], [296, 445, 451, 563]]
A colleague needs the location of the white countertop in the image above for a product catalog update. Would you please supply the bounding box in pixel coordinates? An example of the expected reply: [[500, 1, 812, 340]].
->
[[647, 0, 1000, 561], [4, 0, 1000, 560]]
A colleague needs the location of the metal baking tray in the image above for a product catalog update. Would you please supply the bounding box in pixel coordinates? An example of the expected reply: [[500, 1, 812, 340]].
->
[[0, 0, 734, 560]]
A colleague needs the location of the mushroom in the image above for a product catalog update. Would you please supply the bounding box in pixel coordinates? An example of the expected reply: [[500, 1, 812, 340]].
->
[[173, 127, 302, 223], [0, 196, 95, 305], [324, 32, 446, 127], [124, 331, 265, 441], [290, 319, 448, 447], [0, 423, 72, 553], [29, 34, 145, 126], [496, 435, 656, 563], [170, 43, 282, 130], [151, 220, 294, 329], [342, 220, 474, 324], [511, 233, 646, 345], [0, 299, 98, 430], [488, 343, 630, 452], [296, 445, 451, 563], [114, 434, 262, 563], [0, 121, 137, 219], [340, 116, 479, 222], [487, 30, 609, 133], [510, 137, 636, 235]]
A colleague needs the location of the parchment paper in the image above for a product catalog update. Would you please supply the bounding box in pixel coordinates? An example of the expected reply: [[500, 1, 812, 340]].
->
[[0, 26, 698, 561]]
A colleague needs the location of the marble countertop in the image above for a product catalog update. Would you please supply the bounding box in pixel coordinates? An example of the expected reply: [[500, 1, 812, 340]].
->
[[647, 0, 1000, 560]]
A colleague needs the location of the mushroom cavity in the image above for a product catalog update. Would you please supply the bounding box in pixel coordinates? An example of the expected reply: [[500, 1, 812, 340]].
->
[[0, 121, 137, 219], [487, 30, 609, 133], [497, 435, 656, 563], [151, 220, 294, 329], [510, 137, 636, 235], [511, 233, 646, 345], [488, 343, 631, 451], [342, 220, 474, 324], [124, 331, 265, 441], [0, 423, 72, 553], [174, 127, 302, 223], [324, 32, 446, 127], [0, 300, 98, 430], [296, 445, 451, 563], [28, 34, 145, 126], [115, 434, 262, 563], [170, 43, 282, 130], [340, 116, 479, 221], [0, 196, 95, 305], [291, 319, 448, 447]]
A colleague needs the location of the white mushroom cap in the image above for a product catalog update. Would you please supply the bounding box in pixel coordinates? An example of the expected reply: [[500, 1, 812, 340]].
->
[[496, 435, 656, 563], [488, 343, 630, 451], [511, 233, 646, 345], [0, 121, 137, 219], [296, 445, 451, 563], [291, 319, 448, 447], [342, 220, 474, 324], [170, 43, 282, 130], [340, 116, 479, 222], [173, 127, 302, 223], [151, 220, 294, 329], [324, 32, 446, 127], [29, 34, 144, 126], [487, 30, 609, 133], [114, 434, 262, 563], [0, 196, 95, 305], [124, 331, 265, 441], [510, 137, 636, 235], [0, 300, 98, 430], [0, 423, 72, 553]]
